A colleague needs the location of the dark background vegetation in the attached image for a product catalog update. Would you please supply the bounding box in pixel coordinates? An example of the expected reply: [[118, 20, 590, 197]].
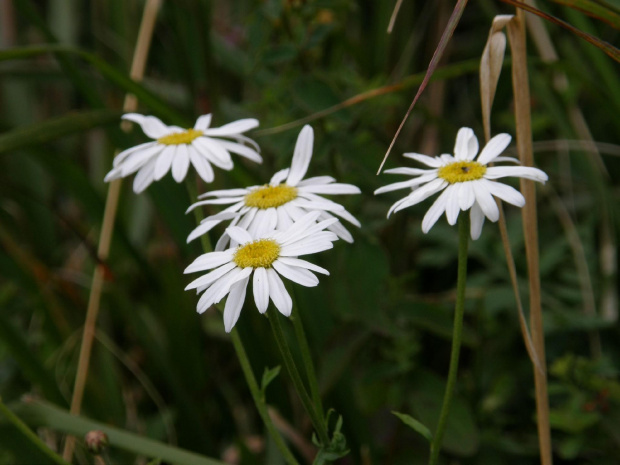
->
[[0, 0, 619, 463]]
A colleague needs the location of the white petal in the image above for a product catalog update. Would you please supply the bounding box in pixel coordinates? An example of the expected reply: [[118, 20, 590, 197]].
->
[[266, 269, 292, 316], [485, 166, 548, 183], [493, 156, 520, 164], [217, 140, 262, 164], [215, 232, 230, 251], [172, 145, 190, 182], [154, 145, 176, 180], [374, 178, 423, 195], [277, 257, 329, 275], [390, 178, 448, 216], [272, 211, 321, 243], [133, 159, 157, 193], [224, 277, 249, 332], [286, 125, 314, 186], [482, 179, 525, 207], [270, 168, 290, 185], [384, 167, 434, 176], [203, 118, 259, 136], [472, 180, 499, 222], [457, 183, 476, 211], [280, 235, 336, 256], [322, 213, 353, 243], [186, 211, 241, 243], [113, 142, 156, 167], [331, 207, 361, 227], [104, 167, 122, 182], [422, 188, 449, 233], [122, 113, 170, 138], [121, 144, 163, 176], [193, 138, 234, 170], [226, 226, 254, 244], [470, 202, 485, 240], [198, 188, 249, 199], [272, 261, 318, 287], [299, 183, 361, 195], [453, 127, 478, 161], [297, 176, 336, 186], [292, 197, 345, 213], [253, 267, 270, 313], [189, 146, 215, 183], [403, 153, 443, 167], [194, 114, 212, 131], [185, 262, 236, 290], [477, 133, 511, 165], [185, 250, 234, 273], [444, 185, 461, 225], [276, 206, 294, 230]]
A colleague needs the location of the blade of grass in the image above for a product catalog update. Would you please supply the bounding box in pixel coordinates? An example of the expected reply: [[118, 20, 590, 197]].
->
[[11, 398, 226, 465], [377, 0, 469, 174], [547, 0, 620, 29], [506, 11, 553, 465]]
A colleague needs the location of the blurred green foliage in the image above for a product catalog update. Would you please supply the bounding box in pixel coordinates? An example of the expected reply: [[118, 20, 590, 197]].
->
[[0, 0, 619, 464]]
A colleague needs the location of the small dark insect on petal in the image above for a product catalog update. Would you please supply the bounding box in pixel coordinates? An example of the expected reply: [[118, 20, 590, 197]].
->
[[461, 166, 470, 173]]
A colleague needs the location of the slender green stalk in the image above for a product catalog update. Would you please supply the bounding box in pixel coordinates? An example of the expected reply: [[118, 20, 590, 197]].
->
[[229, 330, 300, 465], [268, 307, 330, 446], [290, 292, 324, 416], [185, 178, 297, 464], [0, 397, 71, 465], [429, 214, 469, 465]]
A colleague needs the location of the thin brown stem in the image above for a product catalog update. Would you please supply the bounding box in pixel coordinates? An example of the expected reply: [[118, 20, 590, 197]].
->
[[62, 0, 161, 461]]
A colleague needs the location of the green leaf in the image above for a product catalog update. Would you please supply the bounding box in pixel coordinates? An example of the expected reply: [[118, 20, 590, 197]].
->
[[260, 366, 282, 394], [10, 399, 226, 465], [549, 0, 620, 29], [391, 411, 433, 443], [0, 110, 121, 155]]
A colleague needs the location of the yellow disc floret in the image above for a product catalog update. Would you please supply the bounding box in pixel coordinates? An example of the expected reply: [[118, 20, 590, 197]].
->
[[244, 184, 298, 209], [437, 161, 486, 184], [233, 239, 281, 269], [157, 128, 203, 145]]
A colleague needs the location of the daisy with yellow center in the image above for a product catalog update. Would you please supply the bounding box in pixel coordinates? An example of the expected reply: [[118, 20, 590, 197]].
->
[[375, 127, 548, 239], [184, 211, 338, 332], [104, 113, 262, 193], [186, 124, 361, 249]]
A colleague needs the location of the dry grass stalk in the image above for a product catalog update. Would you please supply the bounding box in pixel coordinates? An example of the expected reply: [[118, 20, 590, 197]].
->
[[62, 0, 162, 461]]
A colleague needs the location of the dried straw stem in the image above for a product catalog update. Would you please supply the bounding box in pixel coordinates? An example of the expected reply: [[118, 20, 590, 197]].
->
[[62, 0, 161, 461]]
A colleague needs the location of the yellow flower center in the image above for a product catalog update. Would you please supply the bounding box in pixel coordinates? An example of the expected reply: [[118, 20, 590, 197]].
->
[[157, 128, 203, 145], [233, 239, 280, 268], [437, 161, 487, 184], [244, 184, 298, 209]]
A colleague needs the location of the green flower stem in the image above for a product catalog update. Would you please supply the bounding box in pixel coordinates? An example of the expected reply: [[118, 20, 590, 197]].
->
[[268, 307, 330, 446], [185, 179, 298, 464], [429, 214, 470, 465], [290, 294, 324, 416], [0, 397, 71, 465], [229, 329, 300, 465]]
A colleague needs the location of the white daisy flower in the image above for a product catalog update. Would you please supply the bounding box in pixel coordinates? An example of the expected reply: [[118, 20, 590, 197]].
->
[[104, 113, 262, 193], [184, 211, 338, 332], [186, 124, 361, 249], [375, 127, 548, 240]]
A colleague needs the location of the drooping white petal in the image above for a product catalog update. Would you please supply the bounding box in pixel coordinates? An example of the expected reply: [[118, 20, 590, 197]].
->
[[422, 188, 449, 233], [457, 182, 476, 211], [193, 138, 234, 170], [266, 269, 293, 316], [482, 179, 525, 207], [477, 133, 511, 165], [472, 180, 499, 222], [224, 277, 249, 332], [390, 178, 448, 216], [286, 125, 314, 186], [133, 159, 157, 193], [226, 226, 254, 245], [403, 153, 443, 167], [122, 113, 170, 139], [154, 145, 176, 180], [321, 212, 354, 242], [470, 202, 485, 240], [253, 267, 270, 313], [331, 207, 361, 227], [272, 261, 319, 287], [185, 262, 236, 290], [172, 145, 190, 182], [217, 140, 262, 164], [298, 183, 361, 195], [485, 166, 548, 183], [194, 114, 212, 131], [113, 142, 156, 168], [203, 118, 259, 136], [189, 146, 215, 183], [444, 184, 461, 225], [121, 144, 164, 176], [277, 257, 329, 275]]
